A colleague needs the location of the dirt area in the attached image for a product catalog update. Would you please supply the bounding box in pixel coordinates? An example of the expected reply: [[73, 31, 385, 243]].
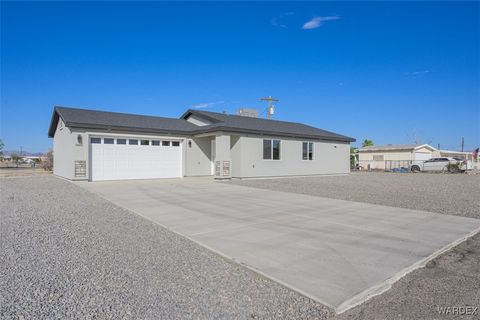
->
[[333, 233, 480, 320], [0, 168, 52, 178], [228, 172, 480, 219]]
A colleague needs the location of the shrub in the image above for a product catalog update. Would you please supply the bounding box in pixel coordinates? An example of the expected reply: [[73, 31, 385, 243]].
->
[[42, 150, 53, 171], [447, 162, 461, 173]]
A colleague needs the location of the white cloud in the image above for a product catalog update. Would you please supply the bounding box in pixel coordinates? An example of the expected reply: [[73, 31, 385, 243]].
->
[[191, 101, 225, 109], [302, 16, 340, 30], [271, 12, 295, 28], [404, 70, 431, 79]]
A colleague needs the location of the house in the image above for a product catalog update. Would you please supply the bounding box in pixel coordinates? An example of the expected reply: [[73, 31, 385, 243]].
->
[[358, 144, 437, 170], [48, 106, 355, 181]]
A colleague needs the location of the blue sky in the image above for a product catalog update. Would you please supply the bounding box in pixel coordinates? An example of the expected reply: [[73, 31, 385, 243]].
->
[[1, 1, 479, 152]]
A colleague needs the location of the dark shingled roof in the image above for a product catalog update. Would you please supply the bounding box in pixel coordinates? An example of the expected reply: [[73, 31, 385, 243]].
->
[[48, 106, 355, 142], [48, 107, 199, 137], [181, 109, 355, 142]]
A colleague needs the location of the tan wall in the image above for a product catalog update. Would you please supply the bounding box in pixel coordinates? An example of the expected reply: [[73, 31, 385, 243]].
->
[[358, 150, 414, 170]]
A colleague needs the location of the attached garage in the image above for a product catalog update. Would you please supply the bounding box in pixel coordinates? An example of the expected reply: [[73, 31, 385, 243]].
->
[[90, 137, 182, 181], [414, 152, 431, 161]]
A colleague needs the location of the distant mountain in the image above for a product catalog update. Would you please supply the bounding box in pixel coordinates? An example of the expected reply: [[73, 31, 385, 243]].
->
[[3, 150, 44, 157]]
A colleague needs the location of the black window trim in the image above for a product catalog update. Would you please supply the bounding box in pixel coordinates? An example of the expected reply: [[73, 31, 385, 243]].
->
[[302, 141, 314, 161], [263, 139, 281, 160]]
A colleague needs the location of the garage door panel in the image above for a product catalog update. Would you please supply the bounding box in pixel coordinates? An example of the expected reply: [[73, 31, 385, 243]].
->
[[414, 152, 431, 161], [91, 139, 182, 181]]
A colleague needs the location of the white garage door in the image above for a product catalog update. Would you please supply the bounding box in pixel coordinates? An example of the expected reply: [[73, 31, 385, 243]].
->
[[414, 152, 432, 161], [90, 137, 182, 181]]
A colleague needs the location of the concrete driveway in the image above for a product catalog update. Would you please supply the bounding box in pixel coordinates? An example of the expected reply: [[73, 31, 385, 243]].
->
[[78, 178, 480, 313]]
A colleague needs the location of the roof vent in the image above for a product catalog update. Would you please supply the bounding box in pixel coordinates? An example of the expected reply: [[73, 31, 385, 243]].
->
[[236, 108, 258, 118]]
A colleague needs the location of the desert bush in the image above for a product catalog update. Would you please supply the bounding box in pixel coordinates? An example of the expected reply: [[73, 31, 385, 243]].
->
[[447, 162, 462, 173], [42, 150, 53, 171]]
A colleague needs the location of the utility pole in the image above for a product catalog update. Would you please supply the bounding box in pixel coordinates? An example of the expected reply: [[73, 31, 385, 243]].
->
[[260, 96, 279, 119], [437, 143, 440, 150], [19, 146, 23, 156], [461, 137, 464, 152]]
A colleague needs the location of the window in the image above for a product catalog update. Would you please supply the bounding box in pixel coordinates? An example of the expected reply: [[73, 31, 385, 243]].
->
[[272, 140, 280, 160], [373, 155, 384, 161], [91, 137, 101, 144], [140, 139, 149, 146], [104, 138, 114, 144], [129, 139, 138, 145], [263, 140, 271, 160], [151, 140, 160, 146], [263, 139, 281, 160], [162, 141, 170, 146], [302, 142, 314, 160], [172, 141, 180, 147], [117, 138, 127, 145]]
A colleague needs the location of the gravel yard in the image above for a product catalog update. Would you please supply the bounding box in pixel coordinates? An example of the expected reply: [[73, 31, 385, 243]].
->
[[2, 174, 479, 320], [229, 172, 480, 320], [228, 172, 480, 219], [0, 176, 330, 319]]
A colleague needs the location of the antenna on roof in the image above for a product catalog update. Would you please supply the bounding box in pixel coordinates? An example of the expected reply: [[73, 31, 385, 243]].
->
[[260, 96, 279, 119]]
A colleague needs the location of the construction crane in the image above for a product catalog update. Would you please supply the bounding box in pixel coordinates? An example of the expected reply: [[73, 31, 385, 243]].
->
[[260, 96, 279, 119]]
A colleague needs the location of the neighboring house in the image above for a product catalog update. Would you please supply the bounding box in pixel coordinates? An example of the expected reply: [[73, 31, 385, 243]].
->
[[358, 144, 437, 170], [48, 106, 355, 181]]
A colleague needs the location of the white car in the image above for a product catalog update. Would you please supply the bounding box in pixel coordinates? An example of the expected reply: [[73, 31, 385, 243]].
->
[[411, 157, 467, 172]]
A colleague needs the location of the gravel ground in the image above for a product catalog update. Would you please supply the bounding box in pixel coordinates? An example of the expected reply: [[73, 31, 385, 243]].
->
[[332, 233, 480, 320], [0, 176, 331, 319], [228, 172, 480, 219], [2, 174, 479, 320], [229, 172, 480, 319]]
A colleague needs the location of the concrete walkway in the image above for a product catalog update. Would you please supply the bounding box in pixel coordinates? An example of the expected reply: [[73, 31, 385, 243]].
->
[[77, 177, 480, 313]]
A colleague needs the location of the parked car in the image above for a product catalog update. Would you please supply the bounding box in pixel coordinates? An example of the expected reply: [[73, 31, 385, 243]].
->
[[411, 157, 467, 172]]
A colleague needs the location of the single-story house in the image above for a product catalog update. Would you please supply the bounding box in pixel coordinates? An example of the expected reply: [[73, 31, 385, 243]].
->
[[358, 144, 437, 170], [48, 106, 355, 181]]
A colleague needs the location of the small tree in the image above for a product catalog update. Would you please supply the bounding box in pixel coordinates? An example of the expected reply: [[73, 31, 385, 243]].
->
[[350, 146, 358, 170], [0, 139, 4, 160], [42, 150, 53, 171], [362, 139, 374, 147]]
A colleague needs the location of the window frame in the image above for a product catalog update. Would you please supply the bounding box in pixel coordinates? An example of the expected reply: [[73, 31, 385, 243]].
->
[[151, 140, 160, 146], [140, 139, 150, 146], [103, 138, 114, 144], [162, 141, 171, 147], [116, 138, 127, 145], [129, 139, 139, 145], [302, 142, 314, 161], [171, 141, 180, 147], [263, 139, 281, 161]]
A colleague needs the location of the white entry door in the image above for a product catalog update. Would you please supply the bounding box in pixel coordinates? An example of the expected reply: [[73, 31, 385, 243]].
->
[[90, 137, 182, 181]]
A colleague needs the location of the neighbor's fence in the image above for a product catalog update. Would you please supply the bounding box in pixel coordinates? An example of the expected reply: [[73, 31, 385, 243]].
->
[[359, 160, 424, 172]]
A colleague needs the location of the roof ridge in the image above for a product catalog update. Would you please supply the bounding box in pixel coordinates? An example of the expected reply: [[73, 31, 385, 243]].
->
[[55, 106, 182, 121]]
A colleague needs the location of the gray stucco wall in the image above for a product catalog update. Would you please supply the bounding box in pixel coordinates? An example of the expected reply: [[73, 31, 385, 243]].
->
[[185, 137, 212, 176], [53, 118, 74, 179], [230, 135, 241, 177], [230, 135, 350, 178], [53, 119, 89, 180]]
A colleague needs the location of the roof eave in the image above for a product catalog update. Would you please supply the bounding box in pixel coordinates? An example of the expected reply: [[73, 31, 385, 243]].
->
[[197, 126, 355, 142]]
